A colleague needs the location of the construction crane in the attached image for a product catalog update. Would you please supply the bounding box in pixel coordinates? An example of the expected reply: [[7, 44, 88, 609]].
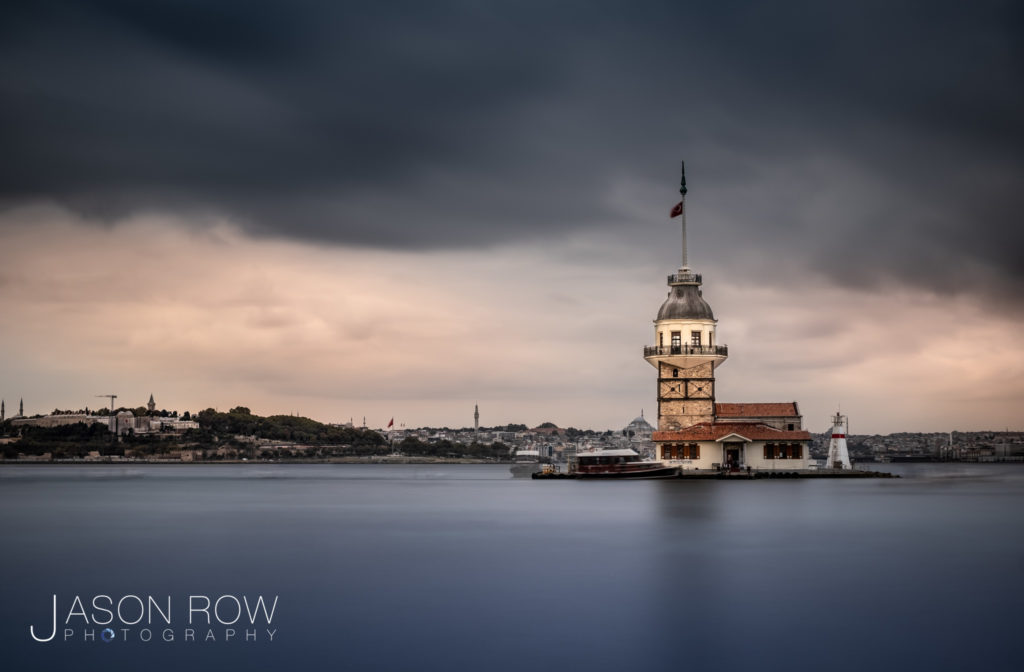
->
[[96, 394, 117, 412], [96, 394, 118, 438]]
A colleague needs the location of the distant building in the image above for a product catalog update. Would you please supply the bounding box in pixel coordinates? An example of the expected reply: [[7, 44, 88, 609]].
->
[[622, 411, 655, 456], [645, 164, 813, 471], [148, 394, 156, 413], [11, 410, 198, 435], [622, 411, 654, 440], [10, 414, 107, 429]]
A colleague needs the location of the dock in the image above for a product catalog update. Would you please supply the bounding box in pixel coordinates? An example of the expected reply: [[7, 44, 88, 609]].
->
[[532, 468, 897, 480]]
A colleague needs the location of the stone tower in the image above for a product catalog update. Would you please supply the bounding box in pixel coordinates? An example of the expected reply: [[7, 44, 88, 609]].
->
[[148, 394, 156, 413], [643, 162, 728, 431]]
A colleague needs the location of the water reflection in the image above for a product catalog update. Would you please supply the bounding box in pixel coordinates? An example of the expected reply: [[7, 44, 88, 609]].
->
[[0, 464, 1021, 672]]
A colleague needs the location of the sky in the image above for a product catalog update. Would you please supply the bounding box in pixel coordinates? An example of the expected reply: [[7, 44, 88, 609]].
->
[[1, 0, 1021, 433]]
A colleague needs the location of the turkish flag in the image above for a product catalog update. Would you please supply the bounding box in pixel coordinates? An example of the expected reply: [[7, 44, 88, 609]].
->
[[387, 418, 394, 428], [670, 201, 683, 218]]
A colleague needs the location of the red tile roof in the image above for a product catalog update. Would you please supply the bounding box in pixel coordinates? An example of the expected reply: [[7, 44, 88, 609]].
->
[[715, 402, 800, 418], [653, 422, 811, 442]]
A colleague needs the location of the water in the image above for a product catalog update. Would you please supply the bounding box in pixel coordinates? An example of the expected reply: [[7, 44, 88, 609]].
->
[[1, 463, 1022, 671]]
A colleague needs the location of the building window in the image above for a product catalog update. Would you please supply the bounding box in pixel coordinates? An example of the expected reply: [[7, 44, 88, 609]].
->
[[659, 332, 664, 347], [787, 423, 794, 431], [672, 368, 678, 378], [691, 331, 701, 346], [764, 444, 774, 460], [683, 443, 700, 459], [670, 332, 681, 353], [790, 444, 802, 459]]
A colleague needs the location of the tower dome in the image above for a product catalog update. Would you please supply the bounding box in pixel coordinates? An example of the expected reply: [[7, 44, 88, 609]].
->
[[656, 282, 715, 321]]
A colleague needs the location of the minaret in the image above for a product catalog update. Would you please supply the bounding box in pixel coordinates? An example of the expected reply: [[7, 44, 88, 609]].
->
[[825, 411, 853, 469], [643, 162, 728, 431], [1, 399, 4, 422], [148, 394, 156, 413], [19, 398, 24, 417], [474, 403, 480, 435]]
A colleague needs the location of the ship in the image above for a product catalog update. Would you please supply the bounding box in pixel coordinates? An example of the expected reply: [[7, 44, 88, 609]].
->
[[572, 447, 679, 479], [509, 445, 549, 478]]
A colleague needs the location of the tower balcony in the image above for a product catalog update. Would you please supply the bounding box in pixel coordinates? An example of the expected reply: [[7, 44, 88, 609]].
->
[[644, 344, 728, 358], [643, 344, 728, 369], [668, 272, 702, 285]]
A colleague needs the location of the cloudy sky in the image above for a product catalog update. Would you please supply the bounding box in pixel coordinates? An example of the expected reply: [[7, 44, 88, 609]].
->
[[1, 0, 1021, 433]]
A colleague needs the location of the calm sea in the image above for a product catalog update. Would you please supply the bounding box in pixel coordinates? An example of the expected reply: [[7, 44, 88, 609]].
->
[[1, 463, 1022, 672]]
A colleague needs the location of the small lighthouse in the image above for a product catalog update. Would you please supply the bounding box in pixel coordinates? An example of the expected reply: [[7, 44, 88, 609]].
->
[[825, 412, 853, 469]]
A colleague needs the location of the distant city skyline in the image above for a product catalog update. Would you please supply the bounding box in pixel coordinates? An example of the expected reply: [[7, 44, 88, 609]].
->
[[1, 2, 1021, 434]]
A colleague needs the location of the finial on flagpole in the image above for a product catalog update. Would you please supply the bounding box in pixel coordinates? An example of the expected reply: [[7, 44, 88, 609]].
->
[[680, 160, 687, 196]]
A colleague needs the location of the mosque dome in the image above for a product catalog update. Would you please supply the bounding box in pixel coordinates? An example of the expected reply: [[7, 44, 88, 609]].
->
[[657, 283, 715, 321], [627, 414, 652, 431]]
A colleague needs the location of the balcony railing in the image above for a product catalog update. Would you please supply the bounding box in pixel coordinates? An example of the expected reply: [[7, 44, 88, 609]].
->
[[667, 272, 702, 284], [644, 344, 728, 358]]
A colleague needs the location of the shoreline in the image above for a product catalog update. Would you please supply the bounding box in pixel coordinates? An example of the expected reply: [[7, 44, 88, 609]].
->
[[0, 457, 507, 465]]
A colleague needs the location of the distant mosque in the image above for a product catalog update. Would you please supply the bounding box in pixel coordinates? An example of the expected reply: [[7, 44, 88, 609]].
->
[[622, 411, 654, 455], [1, 398, 25, 422], [644, 163, 814, 471]]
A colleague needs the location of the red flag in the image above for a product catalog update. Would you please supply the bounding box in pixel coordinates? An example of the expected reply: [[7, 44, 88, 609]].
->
[[387, 418, 394, 428], [670, 201, 683, 218]]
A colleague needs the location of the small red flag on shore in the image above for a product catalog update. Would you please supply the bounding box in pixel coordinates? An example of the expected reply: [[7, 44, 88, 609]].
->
[[670, 201, 683, 218], [387, 418, 394, 428]]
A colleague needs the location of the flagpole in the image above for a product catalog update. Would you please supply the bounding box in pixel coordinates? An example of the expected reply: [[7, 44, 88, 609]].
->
[[679, 160, 688, 270]]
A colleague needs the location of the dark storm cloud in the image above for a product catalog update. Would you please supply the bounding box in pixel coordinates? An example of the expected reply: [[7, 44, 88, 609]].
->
[[1, 1, 1022, 303]]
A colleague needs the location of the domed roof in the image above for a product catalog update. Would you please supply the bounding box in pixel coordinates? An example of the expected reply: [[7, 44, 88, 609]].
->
[[626, 414, 653, 431], [657, 284, 715, 321]]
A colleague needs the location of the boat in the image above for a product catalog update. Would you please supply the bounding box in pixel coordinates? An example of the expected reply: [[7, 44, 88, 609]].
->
[[509, 446, 549, 478], [531, 463, 575, 480], [572, 447, 679, 479]]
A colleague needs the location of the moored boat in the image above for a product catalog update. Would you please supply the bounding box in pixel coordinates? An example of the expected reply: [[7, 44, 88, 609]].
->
[[573, 447, 679, 479], [509, 446, 549, 478]]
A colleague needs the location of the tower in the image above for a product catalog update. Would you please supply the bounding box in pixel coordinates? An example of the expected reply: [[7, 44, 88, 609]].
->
[[825, 411, 852, 469], [474, 403, 479, 434], [19, 398, 24, 417], [148, 394, 156, 413], [644, 162, 728, 431], [1, 399, 4, 422]]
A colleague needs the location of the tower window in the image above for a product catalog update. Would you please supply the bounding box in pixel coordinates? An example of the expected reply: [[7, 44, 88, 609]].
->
[[659, 332, 664, 347], [691, 331, 701, 346], [672, 368, 678, 378], [670, 332, 681, 353]]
